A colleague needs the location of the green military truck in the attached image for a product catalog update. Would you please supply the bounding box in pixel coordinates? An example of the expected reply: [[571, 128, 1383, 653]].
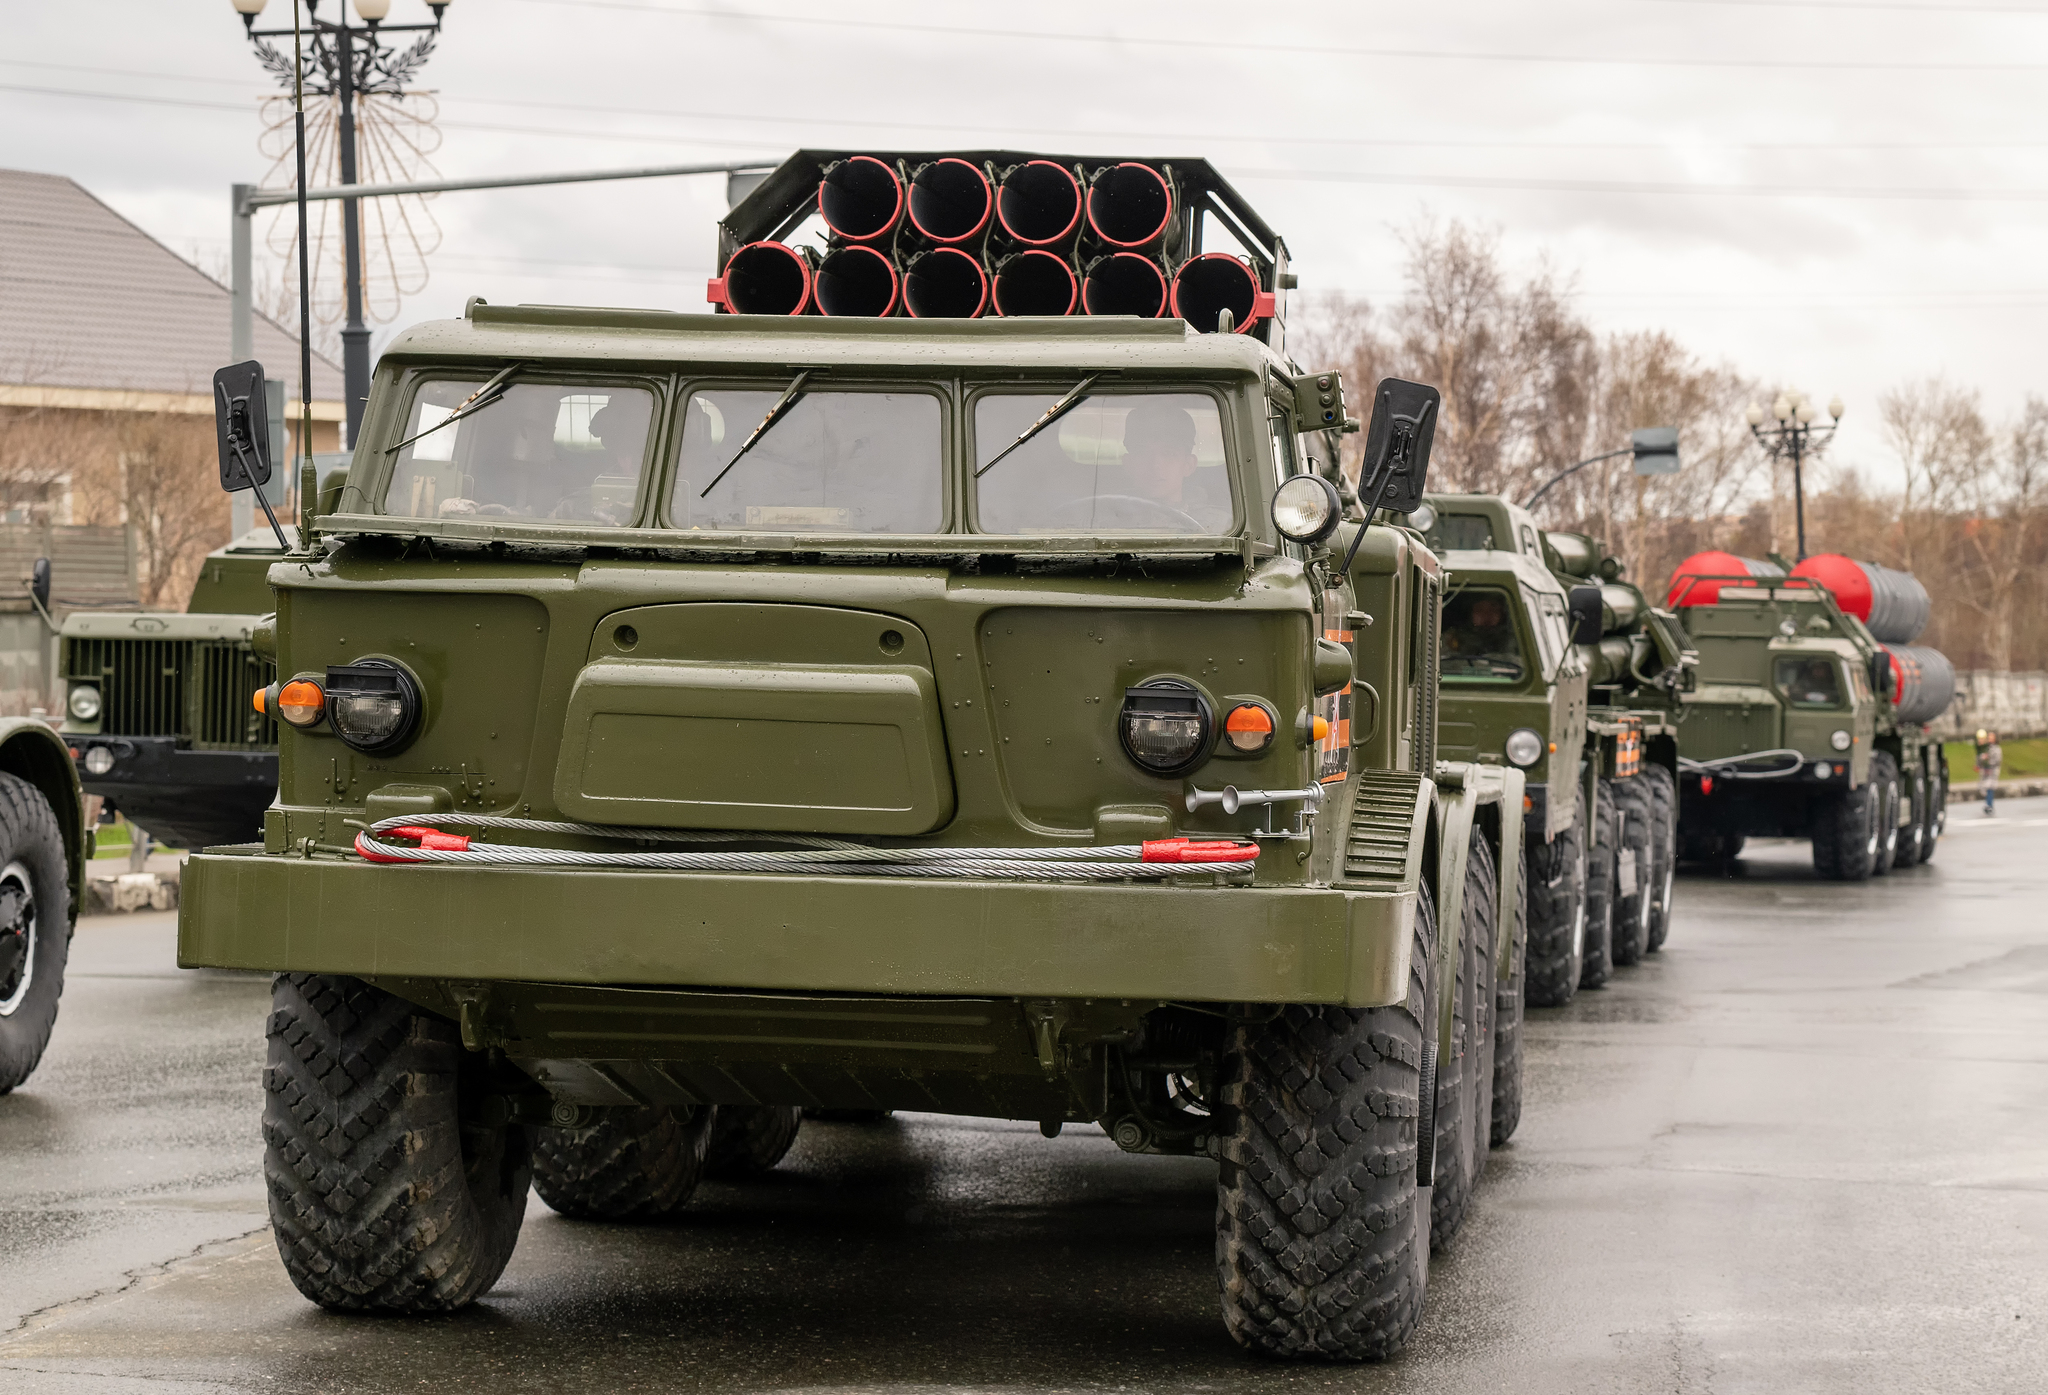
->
[[1665, 552, 1951, 879], [1417, 494, 1601, 1008], [181, 151, 1530, 1362], [60, 530, 285, 851], [1543, 530, 1695, 967]]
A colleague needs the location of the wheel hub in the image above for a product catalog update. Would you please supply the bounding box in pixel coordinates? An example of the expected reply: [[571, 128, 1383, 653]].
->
[[0, 865, 36, 1017]]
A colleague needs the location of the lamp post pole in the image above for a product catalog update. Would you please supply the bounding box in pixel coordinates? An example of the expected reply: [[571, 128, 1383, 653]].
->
[[233, 0, 450, 448], [1745, 394, 1844, 561]]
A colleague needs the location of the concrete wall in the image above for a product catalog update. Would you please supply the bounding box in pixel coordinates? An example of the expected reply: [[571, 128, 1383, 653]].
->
[[1925, 671, 2048, 741]]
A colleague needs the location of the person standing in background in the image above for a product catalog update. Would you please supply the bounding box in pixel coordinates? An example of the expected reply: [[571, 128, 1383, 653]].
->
[[1975, 729, 2003, 814]]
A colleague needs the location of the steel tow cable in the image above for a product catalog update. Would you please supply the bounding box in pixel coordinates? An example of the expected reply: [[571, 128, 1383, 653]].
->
[[352, 813, 1260, 881]]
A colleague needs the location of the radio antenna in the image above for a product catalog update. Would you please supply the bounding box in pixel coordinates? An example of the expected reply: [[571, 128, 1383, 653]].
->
[[292, 0, 312, 552]]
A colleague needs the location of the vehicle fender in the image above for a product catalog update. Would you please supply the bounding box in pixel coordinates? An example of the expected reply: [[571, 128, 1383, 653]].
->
[[1429, 762, 1486, 1069], [0, 718, 85, 931], [1469, 764, 1526, 982]]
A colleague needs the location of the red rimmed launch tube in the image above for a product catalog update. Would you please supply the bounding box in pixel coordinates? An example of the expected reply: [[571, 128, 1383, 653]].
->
[[902, 247, 989, 319], [1086, 162, 1176, 251], [706, 241, 812, 316], [1171, 253, 1277, 334], [814, 243, 900, 317], [992, 250, 1077, 317], [997, 160, 1083, 247], [818, 155, 904, 244], [907, 158, 994, 245], [1081, 253, 1168, 318]]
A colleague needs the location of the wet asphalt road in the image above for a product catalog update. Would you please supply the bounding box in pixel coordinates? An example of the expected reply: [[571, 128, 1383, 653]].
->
[[2, 800, 2044, 1393]]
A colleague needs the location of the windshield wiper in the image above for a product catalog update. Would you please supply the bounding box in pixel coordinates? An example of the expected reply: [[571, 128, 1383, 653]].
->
[[699, 369, 814, 498], [975, 374, 1100, 478], [384, 361, 526, 455]]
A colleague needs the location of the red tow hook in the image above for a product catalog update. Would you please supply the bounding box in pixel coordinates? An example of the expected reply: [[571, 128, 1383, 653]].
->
[[356, 825, 472, 864], [1140, 837, 1260, 865]]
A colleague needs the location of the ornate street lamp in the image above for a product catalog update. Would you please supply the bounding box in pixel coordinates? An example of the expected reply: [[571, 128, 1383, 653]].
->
[[1745, 392, 1844, 561], [231, 0, 451, 447]]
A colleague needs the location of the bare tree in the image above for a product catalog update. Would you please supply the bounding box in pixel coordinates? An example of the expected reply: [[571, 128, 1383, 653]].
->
[[1879, 378, 1994, 574]]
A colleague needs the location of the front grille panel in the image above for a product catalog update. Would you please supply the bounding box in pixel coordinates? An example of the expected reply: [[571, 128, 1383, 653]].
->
[[63, 636, 276, 749]]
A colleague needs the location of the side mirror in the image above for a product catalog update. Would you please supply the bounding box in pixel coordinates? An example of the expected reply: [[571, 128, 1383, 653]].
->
[[1869, 651, 1893, 698], [1356, 378, 1440, 516], [29, 558, 51, 611], [213, 360, 273, 494], [1568, 585, 1605, 645]]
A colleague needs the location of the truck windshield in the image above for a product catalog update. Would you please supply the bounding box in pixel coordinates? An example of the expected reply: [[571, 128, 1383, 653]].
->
[[1424, 513, 1496, 552], [1776, 656, 1845, 708], [385, 379, 654, 525], [973, 391, 1232, 534], [1441, 587, 1526, 681], [672, 388, 942, 533]]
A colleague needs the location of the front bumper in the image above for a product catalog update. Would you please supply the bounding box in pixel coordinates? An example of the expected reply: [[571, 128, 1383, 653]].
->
[[68, 736, 276, 850], [176, 848, 1416, 1007]]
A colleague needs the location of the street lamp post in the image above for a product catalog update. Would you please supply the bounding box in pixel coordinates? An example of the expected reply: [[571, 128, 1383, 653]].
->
[[232, 0, 451, 448], [1745, 393, 1844, 561]]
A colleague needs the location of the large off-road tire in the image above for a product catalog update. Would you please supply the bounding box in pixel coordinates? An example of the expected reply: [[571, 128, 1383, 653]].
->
[[1216, 884, 1437, 1361], [1640, 764, 1678, 953], [1893, 766, 1926, 869], [702, 1105, 802, 1178], [533, 1105, 713, 1222], [1869, 752, 1901, 878], [1919, 760, 1947, 864], [1608, 777, 1653, 967], [1492, 840, 1527, 1147], [1431, 835, 1496, 1245], [1523, 817, 1585, 1008], [0, 775, 71, 1096], [1580, 781, 1619, 990], [1812, 777, 1880, 881], [264, 974, 530, 1311]]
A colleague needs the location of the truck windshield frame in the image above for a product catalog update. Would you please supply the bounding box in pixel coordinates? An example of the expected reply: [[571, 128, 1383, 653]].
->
[[1441, 584, 1529, 684]]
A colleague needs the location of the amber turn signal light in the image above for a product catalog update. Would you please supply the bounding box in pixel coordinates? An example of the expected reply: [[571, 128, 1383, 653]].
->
[[1223, 701, 1278, 755], [267, 678, 326, 729]]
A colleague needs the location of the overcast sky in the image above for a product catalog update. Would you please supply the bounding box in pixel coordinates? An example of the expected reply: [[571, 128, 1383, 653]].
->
[[5, 0, 2044, 486]]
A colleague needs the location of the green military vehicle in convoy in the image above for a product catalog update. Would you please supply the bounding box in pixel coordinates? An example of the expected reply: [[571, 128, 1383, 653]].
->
[[1421, 497, 1696, 1005], [1665, 552, 1951, 879], [182, 151, 1529, 1362], [1543, 530, 1695, 967], [59, 531, 286, 851]]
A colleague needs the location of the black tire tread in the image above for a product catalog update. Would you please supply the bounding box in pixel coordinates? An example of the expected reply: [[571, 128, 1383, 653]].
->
[[1641, 765, 1677, 952], [263, 973, 529, 1311], [703, 1105, 802, 1178], [1492, 840, 1527, 1147], [1523, 815, 1584, 1008], [1581, 782, 1618, 989], [533, 1105, 712, 1222], [1216, 884, 1436, 1362], [1609, 777, 1652, 967], [0, 772, 71, 1096]]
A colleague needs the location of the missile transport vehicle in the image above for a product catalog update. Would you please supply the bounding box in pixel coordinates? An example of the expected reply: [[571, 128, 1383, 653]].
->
[[60, 531, 287, 851], [181, 152, 1528, 1362], [1543, 529, 1696, 965], [1666, 552, 1952, 879]]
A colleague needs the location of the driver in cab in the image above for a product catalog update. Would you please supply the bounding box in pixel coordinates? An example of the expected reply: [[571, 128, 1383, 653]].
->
[[1111, 400, 1228, 529], [1444, 593, 1517, 663]]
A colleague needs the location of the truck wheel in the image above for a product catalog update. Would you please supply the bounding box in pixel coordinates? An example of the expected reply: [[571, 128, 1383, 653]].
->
[[1580, 781, 1618, 989], [703, 1105, 802, 1178], [1919, 761, 1947, 864], [1492, 842, 1527, 1147], [0, 774, 71, 1096], [1640, 765, 1677, 953], [264, 974, 530, 1311], [1811, 779, 1879, 881], [1608, 778, 1652, 967], [1523, 819, 1585, 1008], [1869, 753, 1901, 878], [533, 1105, 713, 1222], [1893, 768, 1925, 869], [1216, 883, 1436, 1360], [1432, 832, 1497, 1242]]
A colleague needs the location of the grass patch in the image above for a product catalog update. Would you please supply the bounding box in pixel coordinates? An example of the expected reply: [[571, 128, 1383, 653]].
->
[[1946, 736, 2048, 783]]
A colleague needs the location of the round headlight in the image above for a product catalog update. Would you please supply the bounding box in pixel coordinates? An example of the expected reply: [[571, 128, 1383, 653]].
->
[[1407, 501, 1437, 533], [1119, 680, 1213, 776], [82, 745, 116, 777], [1829, 729, 1851, 751], [1813, 762, 1833, 779], [1504, 727, 1544, 768], [68, 685, 101, 722], [325, 660, 422, 755], [1271, 474, 1342, 546]]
